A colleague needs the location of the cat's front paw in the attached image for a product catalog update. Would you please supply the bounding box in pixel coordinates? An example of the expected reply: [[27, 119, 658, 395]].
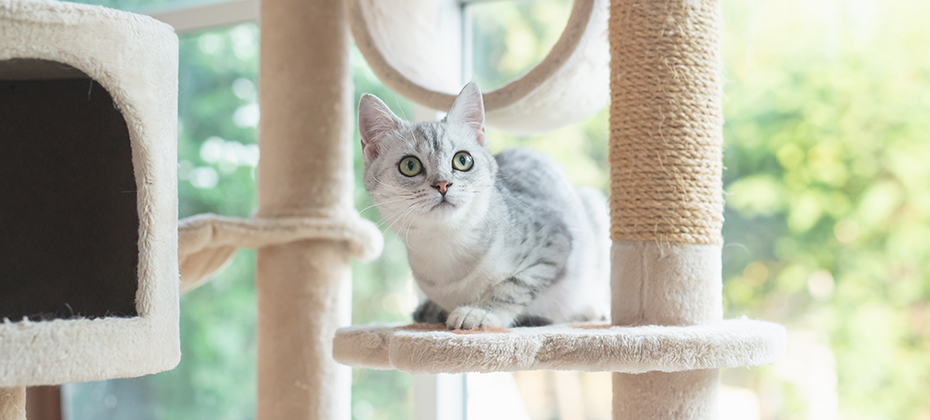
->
[[446, 306, 504, 330], [413, 299, 449, 324]]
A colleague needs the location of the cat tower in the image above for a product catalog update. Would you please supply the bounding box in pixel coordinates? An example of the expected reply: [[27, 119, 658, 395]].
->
[[1, 0, 786, 419], [334, 0, 787, 418], [0, 0, 180, 418]]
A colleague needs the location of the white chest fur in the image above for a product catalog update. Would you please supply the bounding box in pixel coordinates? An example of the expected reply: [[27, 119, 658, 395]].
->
[[405, 226, 512, 311]]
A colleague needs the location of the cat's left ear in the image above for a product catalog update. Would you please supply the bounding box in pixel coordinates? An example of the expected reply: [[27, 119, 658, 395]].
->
[[358, 93, 403, 161], [446, 82, 486, 146]]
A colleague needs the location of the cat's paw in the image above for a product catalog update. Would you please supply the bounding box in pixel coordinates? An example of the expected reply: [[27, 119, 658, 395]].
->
[[446, 306, 504, 330], [413, 299, 449, 324]]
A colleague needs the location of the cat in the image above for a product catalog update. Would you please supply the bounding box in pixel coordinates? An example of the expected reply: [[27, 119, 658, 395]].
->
[[358, 82, 609, 330]]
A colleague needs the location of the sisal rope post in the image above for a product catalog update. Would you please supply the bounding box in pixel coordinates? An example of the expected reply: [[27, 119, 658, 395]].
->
[[255, 0, 354, 418], [609, 0, 725, 418], [0, 387, 25, 420]]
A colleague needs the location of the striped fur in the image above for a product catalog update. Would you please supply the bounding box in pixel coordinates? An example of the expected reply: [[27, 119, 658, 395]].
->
[[359, 83, 609, 329]]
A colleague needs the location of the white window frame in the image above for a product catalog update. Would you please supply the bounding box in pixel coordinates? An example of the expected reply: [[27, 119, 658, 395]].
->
[[145, 0, 258, 34]]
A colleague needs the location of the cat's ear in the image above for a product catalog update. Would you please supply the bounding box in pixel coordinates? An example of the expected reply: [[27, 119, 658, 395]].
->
[[358, 94, 402, 161], [446, 82, 486, 146]]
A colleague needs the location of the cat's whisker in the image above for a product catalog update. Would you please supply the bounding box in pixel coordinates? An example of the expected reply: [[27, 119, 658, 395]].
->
[[400, 207, 421, 252], [371, 174, 407, 192], [496, 191, 534, 210], [488, 207, 520, 236], [375, 209, 405, 230], [488, 215, 504, 238], [397, 207, 420, 239], [483, 219, 494, 247], [482, 206, 507, 238], [383, 206, 417, 235], [367, 191, 411, 197], [394, 99, 408, 121], [357, 198, 411, 215], [376, 212, 402, 230], [359, 209, 404, 256]]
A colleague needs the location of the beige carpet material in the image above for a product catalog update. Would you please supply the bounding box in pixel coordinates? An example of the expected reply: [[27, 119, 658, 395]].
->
[[347, 0, 609, 133], [613, 369, 720, 420], [612, 242, 723, 327], [177, 213, 382, 292], [0, 0, 179, 387], [333, 320, 785, 374], [254, 0, 355, 418], [0, 387, 25, 420]]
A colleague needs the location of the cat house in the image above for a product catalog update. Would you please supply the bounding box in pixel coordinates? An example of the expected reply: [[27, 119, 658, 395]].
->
[[0, 0, 180, 407]]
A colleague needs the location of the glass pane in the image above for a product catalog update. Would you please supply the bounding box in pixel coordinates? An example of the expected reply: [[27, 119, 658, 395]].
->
[[468, 0, 572, 90], [467, 371, 611, 420], [720, 0, 930, 418]]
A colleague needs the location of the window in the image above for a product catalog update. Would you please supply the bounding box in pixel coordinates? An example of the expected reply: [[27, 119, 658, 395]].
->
[[55, 0, 930, 419]]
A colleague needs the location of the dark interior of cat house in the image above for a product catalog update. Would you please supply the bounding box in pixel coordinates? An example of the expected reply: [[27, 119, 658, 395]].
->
[[0, 59, 139, 321]]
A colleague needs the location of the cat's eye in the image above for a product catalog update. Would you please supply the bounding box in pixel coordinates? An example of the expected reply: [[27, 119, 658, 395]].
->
[[452, 151, 474, 171], [398, 156, 423, 177]]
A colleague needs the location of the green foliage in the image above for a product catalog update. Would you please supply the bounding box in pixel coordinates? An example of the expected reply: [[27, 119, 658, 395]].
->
[[721, 0, 930, 418], [470, 0, 571, 89]]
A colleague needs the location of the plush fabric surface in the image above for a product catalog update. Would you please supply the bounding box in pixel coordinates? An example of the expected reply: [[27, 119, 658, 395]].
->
[[333, 319, 785, 374], [252, 0, 357, 418], [178, 213, 382, 292], [612, 242, 723, 326], [0, 0, 180, 387], [614, 369, 720, 419], [347, 0, 609, 133], [0, 387, 25, 420]]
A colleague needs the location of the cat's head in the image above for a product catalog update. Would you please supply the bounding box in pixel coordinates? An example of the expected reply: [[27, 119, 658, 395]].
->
[[358, 82, 497, 229]]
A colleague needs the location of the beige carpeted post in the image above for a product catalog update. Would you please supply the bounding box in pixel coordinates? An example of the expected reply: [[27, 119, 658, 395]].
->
[[0, 387, 25, 420], [609, 0, 725, 418], [255, 0, 354, 419]]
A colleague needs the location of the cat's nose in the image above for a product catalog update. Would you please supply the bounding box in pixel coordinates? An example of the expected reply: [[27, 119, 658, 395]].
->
[[432, 181, 452, 195]]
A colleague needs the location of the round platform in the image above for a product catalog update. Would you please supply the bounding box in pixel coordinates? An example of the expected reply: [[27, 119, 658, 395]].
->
[[333, 318, 785, 374]]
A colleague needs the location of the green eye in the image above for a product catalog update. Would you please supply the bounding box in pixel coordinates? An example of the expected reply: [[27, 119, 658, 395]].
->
[[398, 156, 423, 177], [452, 151, 474, 171]]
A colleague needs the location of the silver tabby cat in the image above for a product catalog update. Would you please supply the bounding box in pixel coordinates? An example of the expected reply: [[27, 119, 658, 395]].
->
[[359, 82, 609, 330]]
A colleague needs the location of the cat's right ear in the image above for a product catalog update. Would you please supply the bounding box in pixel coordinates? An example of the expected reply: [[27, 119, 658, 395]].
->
[[358, 94, 401, 161]]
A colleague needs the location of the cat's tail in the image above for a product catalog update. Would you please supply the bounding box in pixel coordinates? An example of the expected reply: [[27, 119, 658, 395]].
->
[[575, 187, 611, 314], [575, 186, 609, 245]]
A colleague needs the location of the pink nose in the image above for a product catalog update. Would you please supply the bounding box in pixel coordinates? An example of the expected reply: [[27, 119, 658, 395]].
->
[[432, 181, 451, 195]]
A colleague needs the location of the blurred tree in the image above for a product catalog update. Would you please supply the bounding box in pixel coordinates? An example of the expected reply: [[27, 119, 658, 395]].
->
[[721, 0, 930, 418]]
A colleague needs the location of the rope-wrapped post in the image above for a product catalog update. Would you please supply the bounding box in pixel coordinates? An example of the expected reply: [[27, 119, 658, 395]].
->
[[0, 387, 25, 420], [609, 0, 724, 418], [255, 0, 354, 418]]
